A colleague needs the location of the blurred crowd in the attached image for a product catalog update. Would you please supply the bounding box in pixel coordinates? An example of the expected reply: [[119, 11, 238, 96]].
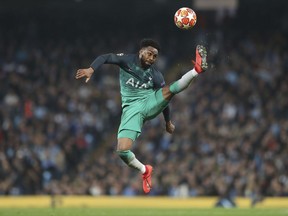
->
[[0, 15, 288, 199]]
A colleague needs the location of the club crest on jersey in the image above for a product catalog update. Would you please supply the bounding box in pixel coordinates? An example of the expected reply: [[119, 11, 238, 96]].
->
[[126, 77, 152, 89]]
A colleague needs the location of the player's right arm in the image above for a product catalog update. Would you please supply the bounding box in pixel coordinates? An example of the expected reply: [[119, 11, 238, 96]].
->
[[75, 53, 127, 83]]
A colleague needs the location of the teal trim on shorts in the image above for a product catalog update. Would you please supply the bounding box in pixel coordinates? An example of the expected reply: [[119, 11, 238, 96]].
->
[[169, 81, 180, 94], [118, 129, 141, 141]]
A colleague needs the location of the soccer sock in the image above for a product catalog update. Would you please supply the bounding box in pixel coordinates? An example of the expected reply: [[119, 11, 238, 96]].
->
[[117, 150, 146, 174], [169, 68, 198, 94]]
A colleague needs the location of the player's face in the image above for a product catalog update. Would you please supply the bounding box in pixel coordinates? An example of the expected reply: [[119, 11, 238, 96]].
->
[[139, 46, 158, 68]]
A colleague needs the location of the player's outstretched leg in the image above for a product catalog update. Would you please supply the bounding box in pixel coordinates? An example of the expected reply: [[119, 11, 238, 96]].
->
[[169, 45, 208, 94]]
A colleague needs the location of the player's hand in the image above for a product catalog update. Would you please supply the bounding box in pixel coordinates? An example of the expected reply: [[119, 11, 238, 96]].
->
[[75, 67, 94, 83], [165, 121, 175, 134]]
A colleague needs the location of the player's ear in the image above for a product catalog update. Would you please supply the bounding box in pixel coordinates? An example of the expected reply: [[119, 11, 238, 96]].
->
[[139, 48, 144, 58]]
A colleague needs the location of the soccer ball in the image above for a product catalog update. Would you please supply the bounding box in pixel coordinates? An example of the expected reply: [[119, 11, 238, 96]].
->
[[174, 7, 197, 30]]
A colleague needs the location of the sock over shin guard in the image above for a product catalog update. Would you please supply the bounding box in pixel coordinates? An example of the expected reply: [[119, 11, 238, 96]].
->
[[117, 150, 146, 173], [169, 69, 198, 94], [117, 150, 135, 164]]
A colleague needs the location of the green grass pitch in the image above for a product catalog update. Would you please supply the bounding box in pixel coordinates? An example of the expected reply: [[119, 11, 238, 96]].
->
[[0, 208, 287, 216]]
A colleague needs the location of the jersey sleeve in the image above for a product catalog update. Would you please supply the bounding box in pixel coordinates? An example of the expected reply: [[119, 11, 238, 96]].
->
[[162, 106, 171, 122], [90, 53, 130, 71], [153, 69, 166, 89]]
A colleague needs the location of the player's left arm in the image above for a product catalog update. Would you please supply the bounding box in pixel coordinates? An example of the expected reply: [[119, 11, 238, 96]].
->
[[75, 53, 129, 83], [153, 69, 175, 134]]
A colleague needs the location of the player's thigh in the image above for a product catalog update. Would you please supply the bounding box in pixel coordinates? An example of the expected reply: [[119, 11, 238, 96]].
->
[[144, 89, 170, 119]]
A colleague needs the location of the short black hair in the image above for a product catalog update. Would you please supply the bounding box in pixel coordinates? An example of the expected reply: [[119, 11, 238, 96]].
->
[[140, 39, 161, 52]]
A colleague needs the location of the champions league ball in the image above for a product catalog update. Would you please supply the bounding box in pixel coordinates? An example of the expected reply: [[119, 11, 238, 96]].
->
[[174, 7, 197, 30]]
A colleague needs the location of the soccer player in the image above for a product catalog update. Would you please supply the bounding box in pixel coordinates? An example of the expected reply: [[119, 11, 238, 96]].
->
[[75, 39, 208, 194]]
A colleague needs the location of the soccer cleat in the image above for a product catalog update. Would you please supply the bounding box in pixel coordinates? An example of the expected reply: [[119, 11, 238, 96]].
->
[[192, 45, 208, 73], [142, 165, 153, 194]]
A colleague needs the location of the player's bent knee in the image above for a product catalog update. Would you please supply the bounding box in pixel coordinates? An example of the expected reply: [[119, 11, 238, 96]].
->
[[162, 85, 174, 100], [117, 137, 133, 151]]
